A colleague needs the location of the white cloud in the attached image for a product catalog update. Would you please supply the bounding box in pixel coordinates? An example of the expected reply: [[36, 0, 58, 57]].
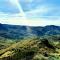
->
[[0, 3, 60, 26], [26, 6, 48, 13], [0, 12, 8, 15], [25, 0, 33, 3], [25, 5, 51, 17], [9, 0, 19, 6], [0, 10, 60, 26], [0, 17, 60, 26]]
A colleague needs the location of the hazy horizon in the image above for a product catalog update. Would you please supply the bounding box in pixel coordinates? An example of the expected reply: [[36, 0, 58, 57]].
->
[[0, 0, 60, 26]]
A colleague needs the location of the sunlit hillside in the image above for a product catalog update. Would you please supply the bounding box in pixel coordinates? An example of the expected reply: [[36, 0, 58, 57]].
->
[[0, 36, 60, 60]]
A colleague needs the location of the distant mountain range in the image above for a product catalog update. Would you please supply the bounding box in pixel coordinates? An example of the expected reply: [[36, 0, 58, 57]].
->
[[0, 23, 60, 39]]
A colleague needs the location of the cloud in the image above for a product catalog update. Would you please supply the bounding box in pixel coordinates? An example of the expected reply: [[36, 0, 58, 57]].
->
[[19, 0, 44, 12], [25, 4, 60, 18], [0, 0, 60, 26], [0, 0, 19, 14], [0, 17, 60, 26], [0, 11, 60, 26], [25, 5, 49, 17], [25, 0, 33, 3]]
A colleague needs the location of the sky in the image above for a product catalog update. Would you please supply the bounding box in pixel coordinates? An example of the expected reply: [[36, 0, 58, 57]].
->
[[0, 0, 60, 26]]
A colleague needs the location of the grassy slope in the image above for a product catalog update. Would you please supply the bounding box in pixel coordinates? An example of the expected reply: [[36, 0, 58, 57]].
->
[[0, 36, 60, 60]]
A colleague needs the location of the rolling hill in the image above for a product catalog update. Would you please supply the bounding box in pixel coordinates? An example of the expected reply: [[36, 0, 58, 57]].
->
[[0, 36, 60, 60], [0, 24, 60, 60], [0, 23, 60, 39]]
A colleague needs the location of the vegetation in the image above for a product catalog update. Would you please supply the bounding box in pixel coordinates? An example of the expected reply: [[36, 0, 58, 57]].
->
[[0, 35, 60, 60]]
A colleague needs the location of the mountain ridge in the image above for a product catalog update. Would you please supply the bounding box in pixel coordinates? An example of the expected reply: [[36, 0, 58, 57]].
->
[[0, 23, 60, 39]]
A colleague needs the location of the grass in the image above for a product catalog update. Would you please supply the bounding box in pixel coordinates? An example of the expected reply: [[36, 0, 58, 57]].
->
[[0, 36, 60, 60]]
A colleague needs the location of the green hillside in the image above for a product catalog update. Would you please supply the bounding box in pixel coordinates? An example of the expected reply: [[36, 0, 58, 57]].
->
[[0, 36, 60, 60]]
